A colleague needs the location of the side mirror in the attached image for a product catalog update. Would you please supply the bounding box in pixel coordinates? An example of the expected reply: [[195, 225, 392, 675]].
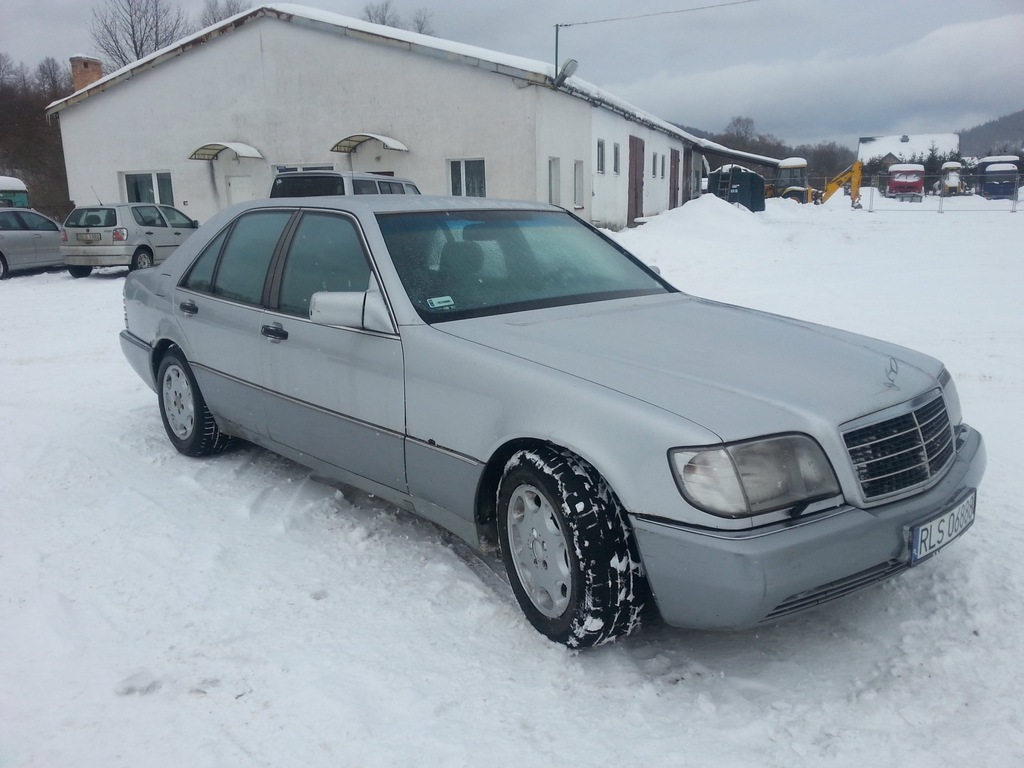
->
[[309, 283, 394, 334], [192, 219, 200, 228]]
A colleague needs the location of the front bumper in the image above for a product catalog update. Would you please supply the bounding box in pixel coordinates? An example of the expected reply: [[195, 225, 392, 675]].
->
[[632, 424, 986, 630]]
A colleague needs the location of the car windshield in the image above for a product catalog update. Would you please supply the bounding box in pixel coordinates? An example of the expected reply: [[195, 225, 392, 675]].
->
[[65, 208, 117, 227], [377, 209, 673, 322]]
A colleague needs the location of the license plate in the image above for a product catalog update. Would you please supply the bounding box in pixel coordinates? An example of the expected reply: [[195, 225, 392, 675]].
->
[[910, 491, 976, 564], [77, 232, 101, 242]]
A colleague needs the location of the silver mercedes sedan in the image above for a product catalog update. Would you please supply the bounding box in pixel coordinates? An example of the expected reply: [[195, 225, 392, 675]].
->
[[120, 196, 985, 648]]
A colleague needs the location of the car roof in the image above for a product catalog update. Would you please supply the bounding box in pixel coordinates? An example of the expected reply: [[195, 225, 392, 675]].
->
[[2, 207, 57, 220], [272, 170, 418, 184], [231, 195, 563, 216]]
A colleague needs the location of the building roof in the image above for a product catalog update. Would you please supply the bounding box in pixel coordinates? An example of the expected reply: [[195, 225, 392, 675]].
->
[[857, 133, 960, 162], [46, 3, 779, 168]]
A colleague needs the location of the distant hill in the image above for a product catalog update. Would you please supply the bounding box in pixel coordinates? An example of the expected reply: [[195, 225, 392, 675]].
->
[[959, 109, 1024, 156]]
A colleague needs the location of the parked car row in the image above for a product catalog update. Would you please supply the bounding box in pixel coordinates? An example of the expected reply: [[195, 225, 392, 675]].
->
[[2, 171, 420, 280], [0, 202, 199, 280]]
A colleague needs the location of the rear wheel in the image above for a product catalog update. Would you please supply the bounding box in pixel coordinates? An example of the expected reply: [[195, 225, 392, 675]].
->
[[0, 254, 9, 280], [130, 248, 153, 271], [67, 265, 93, 278], [496, 446, 647, 648], [157, 348, 231, 456]]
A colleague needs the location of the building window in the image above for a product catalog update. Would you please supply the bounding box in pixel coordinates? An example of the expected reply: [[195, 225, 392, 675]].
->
[[661, 154, 666, 179], [651, 153, 658, 178], [125, 172, 174, 204], [548, 157, 561, 205], [596, 139, 605, 174], [574, 160, 584, 207], [613, 143, 620, 175], [450, 159, 486, 197]]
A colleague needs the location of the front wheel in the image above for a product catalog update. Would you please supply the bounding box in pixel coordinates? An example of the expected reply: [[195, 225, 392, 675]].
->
[[156, 348, 231, 456], [497, 446, 647, 648]]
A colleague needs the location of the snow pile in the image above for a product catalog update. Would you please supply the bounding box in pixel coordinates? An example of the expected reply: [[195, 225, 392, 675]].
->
[[1, 196, 1022, 766]]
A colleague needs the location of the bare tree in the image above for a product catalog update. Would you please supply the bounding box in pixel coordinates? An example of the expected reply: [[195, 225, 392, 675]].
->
[[34, 57, 73, 101], [0, 52, 15, 87], [198, 0, 246, 28], [408, 9, 435, 35], [363, 1, 436, 35], [90, 0, 194, 69], [0, 57, 73, 218], [363, 1, 403, 27]]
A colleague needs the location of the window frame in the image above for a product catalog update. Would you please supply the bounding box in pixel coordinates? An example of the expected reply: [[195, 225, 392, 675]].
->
[[449, 158, 487, 197], [573, 160, 584, 208], [124, 171, 174, 205]]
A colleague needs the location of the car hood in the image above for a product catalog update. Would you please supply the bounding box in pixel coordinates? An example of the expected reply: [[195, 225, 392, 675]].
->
[[434, 294, 942, 442]]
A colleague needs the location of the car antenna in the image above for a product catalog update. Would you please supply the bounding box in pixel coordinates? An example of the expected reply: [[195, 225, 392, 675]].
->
[[91, 186, 104, 204]]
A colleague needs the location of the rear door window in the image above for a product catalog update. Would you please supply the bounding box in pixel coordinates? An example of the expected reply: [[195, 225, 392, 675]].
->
[[182, 210, 292, 305], [18, 211, 58, 231]]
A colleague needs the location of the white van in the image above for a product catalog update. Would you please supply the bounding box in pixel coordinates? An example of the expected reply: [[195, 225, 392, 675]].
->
[[270, 171, 420, 198]]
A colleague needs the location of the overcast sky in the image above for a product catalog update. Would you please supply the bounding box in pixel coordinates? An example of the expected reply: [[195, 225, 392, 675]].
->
[[3, 0, 1023, 147]]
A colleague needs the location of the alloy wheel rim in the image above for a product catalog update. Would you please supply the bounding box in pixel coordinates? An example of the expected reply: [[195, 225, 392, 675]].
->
[[162, 364, 195, 440], [506, 483, 572, 618]]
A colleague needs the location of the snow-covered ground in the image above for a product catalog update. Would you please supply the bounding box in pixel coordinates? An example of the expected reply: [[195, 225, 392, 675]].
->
[[1, 191, 1021, 767]]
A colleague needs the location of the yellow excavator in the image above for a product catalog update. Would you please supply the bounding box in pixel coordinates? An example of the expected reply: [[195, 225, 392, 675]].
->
[[823, 161, 863, 208], [766, 158, 862, 208]]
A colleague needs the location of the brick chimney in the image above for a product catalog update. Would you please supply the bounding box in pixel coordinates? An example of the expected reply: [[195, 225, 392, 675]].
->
[[70, 56, 104, 92]]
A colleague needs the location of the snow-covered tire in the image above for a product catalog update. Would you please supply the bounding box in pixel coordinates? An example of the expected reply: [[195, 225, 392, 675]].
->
[[496, 446, 647, 648], [157, 348, 231, 456]]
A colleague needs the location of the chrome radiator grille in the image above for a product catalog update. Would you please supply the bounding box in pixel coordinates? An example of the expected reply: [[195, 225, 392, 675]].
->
[[843, 393, 955, 501]]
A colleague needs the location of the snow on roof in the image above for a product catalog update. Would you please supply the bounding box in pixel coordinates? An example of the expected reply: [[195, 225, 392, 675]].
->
[[45, 3, 779, 167], [889, 163, 924, 172], [857, 133, 960, 162], [0, 176, 27, 190]]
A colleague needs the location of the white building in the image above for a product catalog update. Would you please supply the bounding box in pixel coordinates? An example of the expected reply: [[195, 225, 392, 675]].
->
[[46, 3, 748, 230], [857, 133, 961, 164]]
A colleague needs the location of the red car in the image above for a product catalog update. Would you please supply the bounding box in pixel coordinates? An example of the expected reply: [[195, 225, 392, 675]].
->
[[886, 163, 925, 201]]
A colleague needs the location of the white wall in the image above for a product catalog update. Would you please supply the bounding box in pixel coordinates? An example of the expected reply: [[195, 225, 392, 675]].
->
[[56, 15, 700, 229]]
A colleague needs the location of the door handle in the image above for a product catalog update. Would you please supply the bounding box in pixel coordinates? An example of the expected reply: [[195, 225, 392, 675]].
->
[[179, 300, 198, 316], [261, 324, 289, 342]]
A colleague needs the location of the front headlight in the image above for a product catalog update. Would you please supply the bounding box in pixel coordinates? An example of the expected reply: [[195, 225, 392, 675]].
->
[[670, 434, 840, 518]]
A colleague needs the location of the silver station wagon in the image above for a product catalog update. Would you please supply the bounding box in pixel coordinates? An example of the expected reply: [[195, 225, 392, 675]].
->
[[62, 202, 198, 277], [120, 196, 986, 648]]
